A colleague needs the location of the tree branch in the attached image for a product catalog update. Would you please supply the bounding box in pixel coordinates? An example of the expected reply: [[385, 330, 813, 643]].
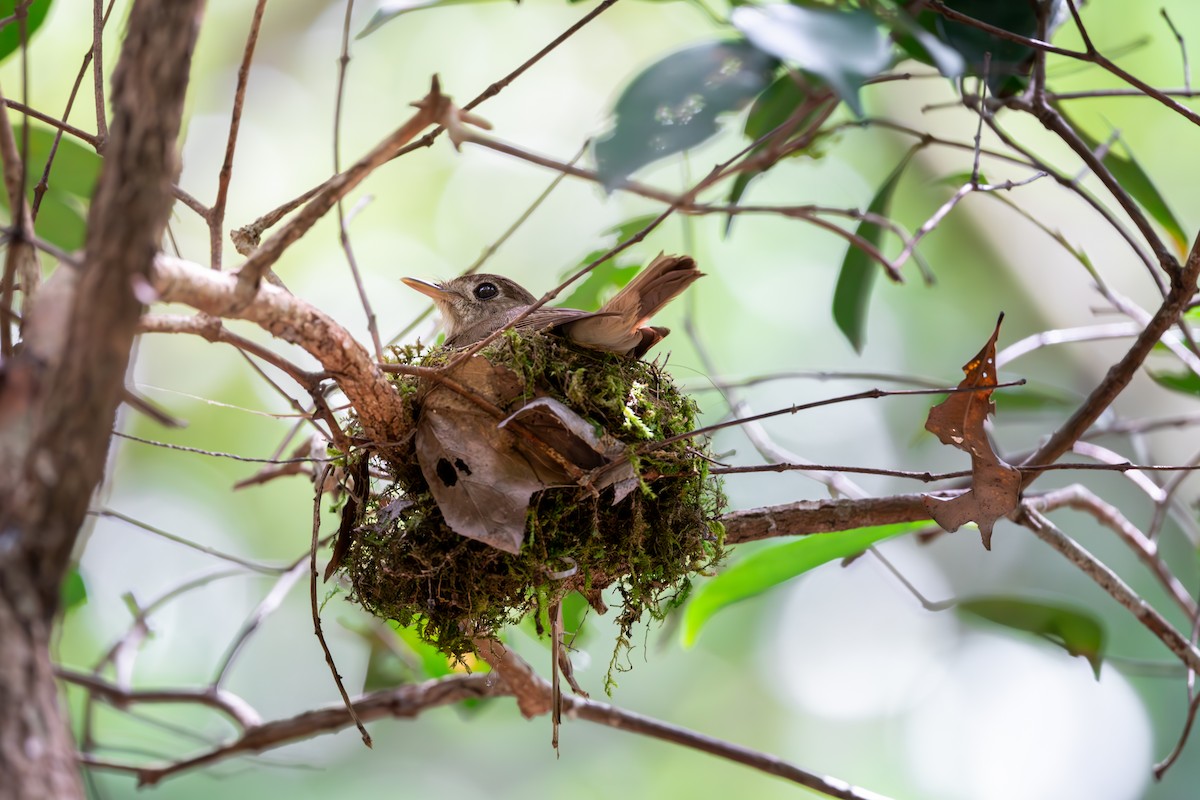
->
[[0, 2, 204, 797], [150, 255, 406, 443], [1019, 232, 1200, 485], [87, 653, 895, 800]]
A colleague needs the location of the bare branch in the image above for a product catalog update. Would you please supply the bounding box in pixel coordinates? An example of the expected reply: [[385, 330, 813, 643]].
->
[[1160, 8, 1192, 94], [723, 495, 934, 544], [57, 669, 262, 730], [209, 0, 268, 269], [1016, 505, 1200, 674], [150, 255, 406, 444], [1019, 234, 1200, 486], [91, 0, 107, 144], [927, 0, 1200, 129], [0, 4, 205, 794], [1028, 485, 1197, 619], [232, 77, 448, 302]]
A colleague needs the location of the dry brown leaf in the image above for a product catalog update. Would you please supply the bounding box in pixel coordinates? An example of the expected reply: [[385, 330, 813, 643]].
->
[[499, 396, 637, 498], [416, 358, 635, 553], [922, 314, 1020, 549], [416, 358, 567, 553]]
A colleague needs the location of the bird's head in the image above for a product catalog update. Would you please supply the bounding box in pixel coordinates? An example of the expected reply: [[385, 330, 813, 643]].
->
[[401, 273, 536, 341]]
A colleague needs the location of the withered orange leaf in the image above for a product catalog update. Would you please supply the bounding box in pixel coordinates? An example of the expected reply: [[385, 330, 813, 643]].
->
[[923, 313, 1020, 549], [925, 312, 1003, 456]]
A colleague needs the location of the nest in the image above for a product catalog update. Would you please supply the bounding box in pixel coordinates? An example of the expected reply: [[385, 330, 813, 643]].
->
[[335, 331, 725, 662]]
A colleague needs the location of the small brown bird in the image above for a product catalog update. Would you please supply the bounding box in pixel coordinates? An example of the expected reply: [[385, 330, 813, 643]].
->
[[402, 253, 701, 358]]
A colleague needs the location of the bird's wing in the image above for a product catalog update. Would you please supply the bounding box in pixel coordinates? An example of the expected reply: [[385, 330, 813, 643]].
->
[[516, 307, 613, 332], [445, 306, 613, 347]]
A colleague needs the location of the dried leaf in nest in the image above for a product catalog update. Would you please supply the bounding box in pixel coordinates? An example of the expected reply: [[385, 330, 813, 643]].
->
[[923, 313, 1020, 549], [416, 357, 566, 554], [335, 331, 726, 663], [415, 362, 639, 554]]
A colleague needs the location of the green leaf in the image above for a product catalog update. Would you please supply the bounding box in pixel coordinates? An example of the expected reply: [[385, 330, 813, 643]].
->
[[362, 638, 410, 692], [1070, 121, 1189, 256], [883, 3, 965, 79], [1150, 370, 1200, 397], [744, 72, 810, 142], [605, 214, 664, 243], [391, 620, 458, 678], [593, 40, 779, 189], [682, 522, 923, 646], [560, 591, 592, 645], [958, 596, 1106, 678], [17, 124, 100, 199], [60, 567, 87, 611], [731, 4, 892, 117], [917, 0, 1067, 96], [934, 171, 988, 187], [558, 215, 661, 309], [25, 192, 88, 252], [832, 153, 912, 352], [357, 0, 512, 38], [725, 74, 815, 234], [346, 618, 457, 690], [0, 124, 102, 251], [0, 0, 52, 64], [561, 258, 639, 312], [993, 384, 1075, 412]]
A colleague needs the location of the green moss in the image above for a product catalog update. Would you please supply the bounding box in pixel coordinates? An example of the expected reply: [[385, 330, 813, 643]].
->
[[337, 332, 725, 673]]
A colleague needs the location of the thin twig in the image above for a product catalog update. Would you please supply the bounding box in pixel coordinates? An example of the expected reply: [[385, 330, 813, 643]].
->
[[91, 0, 108, 143], [645, 381, 1027, 454], [1016, 505, 1200, 674], [1160, 9, 1192, 93], [332, 1, 383, 361], [209, 0, 268, 269], [1028, 485, 1197, 620], [112, 430, 327, 465], [213, 557, 309, 686], [927, 0, 1200, 129], [1019, 234, 1200, 485], [30, 0, 115, 219], [139, 312, 324, 389], [58, 669, 262, 731], [91, 508, 289, 575], [232, 77, 449, 302], [231, 0, 618, 251], [0, 98, 101, 149], [309, 464, 371, 747]]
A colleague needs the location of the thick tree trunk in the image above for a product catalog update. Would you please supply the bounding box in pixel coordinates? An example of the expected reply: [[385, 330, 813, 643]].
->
[[0, 3, 203, 797]]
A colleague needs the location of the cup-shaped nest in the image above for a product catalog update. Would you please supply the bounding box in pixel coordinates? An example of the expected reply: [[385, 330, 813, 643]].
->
[[336, 331, 725, 660]]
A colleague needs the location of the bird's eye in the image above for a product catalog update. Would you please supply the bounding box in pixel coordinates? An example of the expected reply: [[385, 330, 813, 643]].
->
[[474, 282, 499, 300]]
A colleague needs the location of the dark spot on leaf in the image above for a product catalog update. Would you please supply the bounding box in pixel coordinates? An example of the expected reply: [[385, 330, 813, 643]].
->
[[454, 458, 471, 475], [435, 457, 457, 487]]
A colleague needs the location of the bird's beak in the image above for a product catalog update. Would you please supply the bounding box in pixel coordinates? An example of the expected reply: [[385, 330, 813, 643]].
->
[[402, 277, 450, 302]]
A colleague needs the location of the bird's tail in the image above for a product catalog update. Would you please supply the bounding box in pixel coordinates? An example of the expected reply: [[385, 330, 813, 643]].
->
[[567, 253, 702, 357]]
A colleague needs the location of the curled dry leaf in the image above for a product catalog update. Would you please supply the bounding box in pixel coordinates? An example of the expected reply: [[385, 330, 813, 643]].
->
[[922, 313, 1020, 549], [416, 358, 635, 553], [499, 396, 637, 501]]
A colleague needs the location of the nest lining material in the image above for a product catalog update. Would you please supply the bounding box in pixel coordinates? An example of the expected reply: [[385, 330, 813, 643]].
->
[[338, 330, 725, 661]]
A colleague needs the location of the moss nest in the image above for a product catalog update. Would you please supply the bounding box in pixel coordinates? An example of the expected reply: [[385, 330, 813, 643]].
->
[[337, 331, 725, 661]]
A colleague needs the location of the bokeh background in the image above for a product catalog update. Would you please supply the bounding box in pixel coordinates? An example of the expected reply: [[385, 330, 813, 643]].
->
[[20, 1, 1200, 797]]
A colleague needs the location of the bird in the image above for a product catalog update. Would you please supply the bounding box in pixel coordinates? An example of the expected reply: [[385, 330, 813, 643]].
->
[[402, 253, 701, 358]]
